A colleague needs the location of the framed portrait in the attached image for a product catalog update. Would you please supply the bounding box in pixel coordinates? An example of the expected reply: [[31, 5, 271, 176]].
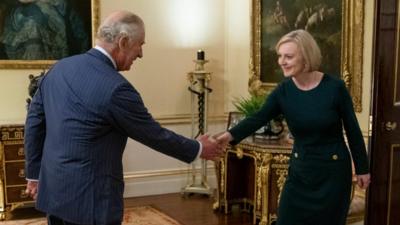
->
[[0, 0, 100, 69], [227, 112, 245, 130], [250, 0, 364, 112]]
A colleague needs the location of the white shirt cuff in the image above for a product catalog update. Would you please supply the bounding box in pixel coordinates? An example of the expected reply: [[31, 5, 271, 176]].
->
[[26, 178, 39, 182], [195, 140, 202, 161]]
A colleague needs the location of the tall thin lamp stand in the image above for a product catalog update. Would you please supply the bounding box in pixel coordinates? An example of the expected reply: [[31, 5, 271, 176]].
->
[[181, 51, 213, 196]]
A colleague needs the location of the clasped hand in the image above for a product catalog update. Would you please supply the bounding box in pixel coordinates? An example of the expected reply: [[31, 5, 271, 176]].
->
[[197, 132, 233, 161]]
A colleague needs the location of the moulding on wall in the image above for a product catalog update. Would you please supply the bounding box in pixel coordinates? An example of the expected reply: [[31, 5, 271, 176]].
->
[[123, 166, 217, 197], [155, 114, 227, 125], [124, 165, 216, 180]]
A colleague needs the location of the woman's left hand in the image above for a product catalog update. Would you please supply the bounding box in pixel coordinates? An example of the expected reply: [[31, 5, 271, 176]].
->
[[356, 173, 371, 189]]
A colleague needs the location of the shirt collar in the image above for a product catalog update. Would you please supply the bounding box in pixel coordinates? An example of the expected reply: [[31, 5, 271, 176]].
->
[[94, 45, 117, 69]]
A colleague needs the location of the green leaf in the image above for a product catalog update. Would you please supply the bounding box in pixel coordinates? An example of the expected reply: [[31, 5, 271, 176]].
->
[[232, 94, 266, 117]]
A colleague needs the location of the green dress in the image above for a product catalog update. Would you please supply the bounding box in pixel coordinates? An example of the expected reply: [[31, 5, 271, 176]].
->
[[229, 74, 369, 225]]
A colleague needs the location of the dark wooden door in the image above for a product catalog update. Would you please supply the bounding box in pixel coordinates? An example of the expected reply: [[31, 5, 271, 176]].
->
[[366, 0, 400, 224]]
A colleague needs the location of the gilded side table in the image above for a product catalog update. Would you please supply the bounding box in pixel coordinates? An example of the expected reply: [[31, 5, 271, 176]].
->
[[214, 138, 292, 225]]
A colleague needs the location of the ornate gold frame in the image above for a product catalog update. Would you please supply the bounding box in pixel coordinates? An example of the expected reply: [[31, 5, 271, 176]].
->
[[0, 0, 100, 69], [250, 0, 364, 112]]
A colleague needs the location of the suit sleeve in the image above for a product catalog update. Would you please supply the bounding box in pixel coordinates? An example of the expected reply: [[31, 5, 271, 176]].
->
[[108, 83, 200, 163], [24, 81, 46, 179], [338, 80, 369, 174]]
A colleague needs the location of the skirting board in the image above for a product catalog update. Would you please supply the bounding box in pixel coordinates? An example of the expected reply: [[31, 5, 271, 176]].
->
[[123, 167, 217, 197]]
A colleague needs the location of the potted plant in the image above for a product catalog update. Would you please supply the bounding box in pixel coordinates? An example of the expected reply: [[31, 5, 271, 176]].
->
[[232, 92, 284, 139], [232, 94, 266, 117]]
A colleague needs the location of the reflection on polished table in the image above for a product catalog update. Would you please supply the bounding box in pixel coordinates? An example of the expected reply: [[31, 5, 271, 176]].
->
[[214, 137, 292, 225]]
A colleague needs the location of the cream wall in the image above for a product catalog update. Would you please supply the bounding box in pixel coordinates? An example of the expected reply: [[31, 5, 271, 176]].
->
[[103, 0, 226, 118], [0, 0, 374, 197], [360, 0, 374, 135], [96, 0, 228, 197], [0, 70, 33, 124], [224, 0, 251, 111]]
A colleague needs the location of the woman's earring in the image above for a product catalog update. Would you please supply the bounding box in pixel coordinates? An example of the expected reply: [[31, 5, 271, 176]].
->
[[303, 64, 308, 72]]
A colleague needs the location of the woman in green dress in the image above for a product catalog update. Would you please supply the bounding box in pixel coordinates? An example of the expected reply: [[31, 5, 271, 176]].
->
[[217, 29, 371, 225]]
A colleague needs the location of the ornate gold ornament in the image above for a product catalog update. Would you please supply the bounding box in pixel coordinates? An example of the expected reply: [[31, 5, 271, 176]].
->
[[273, 154, 290, 164], [275, 169, 288, 204], [236, 147, 244, 159]]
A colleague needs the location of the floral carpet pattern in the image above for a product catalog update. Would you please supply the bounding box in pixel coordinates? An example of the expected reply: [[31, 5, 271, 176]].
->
[[2, 206, 182, 225]]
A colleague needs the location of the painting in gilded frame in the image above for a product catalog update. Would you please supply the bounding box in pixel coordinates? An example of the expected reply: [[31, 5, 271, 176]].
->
[[0, 0, 100, 69], [250, 0, 364, 112]]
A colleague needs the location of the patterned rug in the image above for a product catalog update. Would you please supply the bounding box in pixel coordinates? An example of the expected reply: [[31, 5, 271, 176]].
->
[[2, 206, 182, 225]]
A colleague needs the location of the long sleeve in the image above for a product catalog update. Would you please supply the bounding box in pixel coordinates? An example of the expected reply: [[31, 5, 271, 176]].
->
[[108, 83, 200, 163], [24, 80, 46, 179], [338, 81, 369, 174], [229, 87, 282, 145]]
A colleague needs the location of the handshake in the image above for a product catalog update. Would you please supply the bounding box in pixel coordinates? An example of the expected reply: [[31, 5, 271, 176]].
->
[[196, 131, 233, 161]]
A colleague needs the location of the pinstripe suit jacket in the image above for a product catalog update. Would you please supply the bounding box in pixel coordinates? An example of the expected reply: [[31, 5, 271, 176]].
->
[[24, 48, 199, 225]]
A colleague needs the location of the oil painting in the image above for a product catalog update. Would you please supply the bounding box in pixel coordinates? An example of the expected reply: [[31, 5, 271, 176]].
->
[[0, 0, 99, 69], [250, 0, 364, 112], [260, 0, 341, 83]]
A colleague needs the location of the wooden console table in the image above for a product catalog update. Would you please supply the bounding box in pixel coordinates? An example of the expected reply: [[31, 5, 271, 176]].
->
[[214, 137, 292, 225], [0, 124, 34, 220]]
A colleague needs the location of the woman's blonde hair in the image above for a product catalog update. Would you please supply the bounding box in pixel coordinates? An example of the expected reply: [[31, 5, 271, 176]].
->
[[275, 29, 322, 72]]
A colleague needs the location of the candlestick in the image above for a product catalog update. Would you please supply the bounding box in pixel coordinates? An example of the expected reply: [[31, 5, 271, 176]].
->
[[197, 50, 205, 60]]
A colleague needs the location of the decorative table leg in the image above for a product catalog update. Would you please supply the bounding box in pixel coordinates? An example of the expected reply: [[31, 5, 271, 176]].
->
[[0, 212, 5, 220], [259, 154, 272, 225]]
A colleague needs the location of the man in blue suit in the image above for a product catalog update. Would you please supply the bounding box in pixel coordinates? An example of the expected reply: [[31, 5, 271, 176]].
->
[[24, 10, 224, 225]]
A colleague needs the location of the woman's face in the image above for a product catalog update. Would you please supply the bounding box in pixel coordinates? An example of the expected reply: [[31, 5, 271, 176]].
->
[[277, 41, 306, 77]]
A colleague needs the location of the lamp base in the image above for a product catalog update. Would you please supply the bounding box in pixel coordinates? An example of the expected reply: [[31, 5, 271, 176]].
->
[[181, 182, 214, 196]]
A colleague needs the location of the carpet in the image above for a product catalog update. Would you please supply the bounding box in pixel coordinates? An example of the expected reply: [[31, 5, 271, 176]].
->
[[1, 206, 182, 225]]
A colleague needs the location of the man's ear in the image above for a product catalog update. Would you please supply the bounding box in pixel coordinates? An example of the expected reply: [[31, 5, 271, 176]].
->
[[118, 35, 130, 49]]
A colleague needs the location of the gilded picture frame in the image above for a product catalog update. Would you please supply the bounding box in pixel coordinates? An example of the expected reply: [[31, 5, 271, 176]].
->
[[0, 0, 100, 69], [250, 0, 364, 112]]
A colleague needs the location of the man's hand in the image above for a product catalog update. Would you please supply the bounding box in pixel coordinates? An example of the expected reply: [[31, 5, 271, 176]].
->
[[356, 173, 371, 189], [25, 180, 39, 200], [197, 134, 225, 161]]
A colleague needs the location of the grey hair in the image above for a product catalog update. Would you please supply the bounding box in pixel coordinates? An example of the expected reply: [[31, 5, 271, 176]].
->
[[97, 13, 144, 43]]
